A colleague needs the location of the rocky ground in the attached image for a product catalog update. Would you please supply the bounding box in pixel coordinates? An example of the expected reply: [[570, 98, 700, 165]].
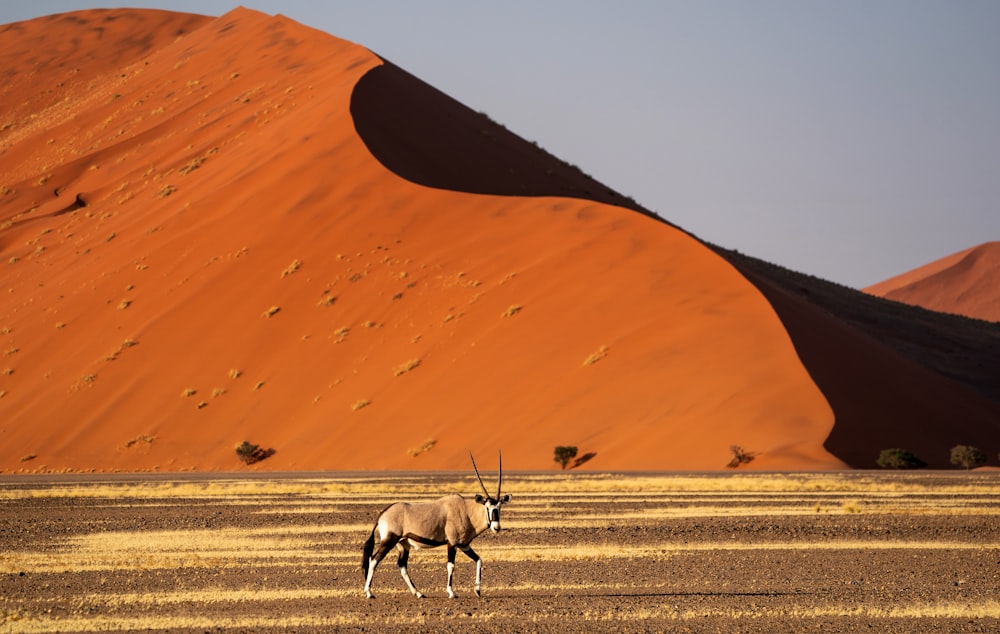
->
[[1, 471, 999, 632]]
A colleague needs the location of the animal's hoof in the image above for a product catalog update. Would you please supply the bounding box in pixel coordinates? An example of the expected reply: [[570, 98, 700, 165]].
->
[[447, 591, 457, 599], [415, 592, 425, 599], [475, 588, 481, 598], [366, 593, 375, 600]]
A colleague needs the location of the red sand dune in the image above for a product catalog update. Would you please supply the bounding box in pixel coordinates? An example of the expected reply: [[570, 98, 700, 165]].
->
[[1, 9, 997, 473], [864, 242, 1000, 323]]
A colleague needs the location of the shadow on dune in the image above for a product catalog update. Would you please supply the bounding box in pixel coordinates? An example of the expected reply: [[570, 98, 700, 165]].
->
[[350, 58, 1000, 469], [351, 59, 660, 221]]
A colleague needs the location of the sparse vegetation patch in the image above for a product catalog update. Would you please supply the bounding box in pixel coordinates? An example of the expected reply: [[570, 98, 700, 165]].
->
[[393, 359, 421, 376], [950, 445, 987, 470], [235, 441, 274, 465], [877, 448, 927, 469], [407, 439, 436, 457], [583, 345, 608, 366], [502, 304, 522, 317], [554, 445, 578, 470], [727, 445, 758, 469], [281, 259, 302, 277], [124, 435, 156, 449]]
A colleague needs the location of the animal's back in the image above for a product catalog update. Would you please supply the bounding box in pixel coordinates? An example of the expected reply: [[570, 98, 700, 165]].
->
[[379, 495, 465, 544]]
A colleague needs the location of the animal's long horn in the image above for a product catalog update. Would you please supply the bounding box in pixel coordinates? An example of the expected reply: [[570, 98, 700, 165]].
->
[[470, 451, 491, 499], [497, 450, 503, 499]]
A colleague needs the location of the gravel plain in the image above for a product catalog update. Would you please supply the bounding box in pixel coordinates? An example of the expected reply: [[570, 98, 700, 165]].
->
[[2, 471, 999, 633]]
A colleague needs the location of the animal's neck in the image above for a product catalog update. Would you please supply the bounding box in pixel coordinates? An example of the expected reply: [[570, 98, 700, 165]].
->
[[465, 497, 490, 534]]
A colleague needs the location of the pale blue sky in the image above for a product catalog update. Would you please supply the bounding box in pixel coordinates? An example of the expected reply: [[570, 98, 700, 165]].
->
[[4, 2, 999, 288]]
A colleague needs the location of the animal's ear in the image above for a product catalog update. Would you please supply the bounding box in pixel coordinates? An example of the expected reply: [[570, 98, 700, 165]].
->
[[501, 494, 511, 503], [475, 494, 485, 504]]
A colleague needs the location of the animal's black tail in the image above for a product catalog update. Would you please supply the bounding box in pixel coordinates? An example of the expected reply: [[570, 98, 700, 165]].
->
[[361, 525, 376, 580]]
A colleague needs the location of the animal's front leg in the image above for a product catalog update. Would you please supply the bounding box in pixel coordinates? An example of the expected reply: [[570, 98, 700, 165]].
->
[[460, 545, 483, 597], [445, 545, 457, 599]]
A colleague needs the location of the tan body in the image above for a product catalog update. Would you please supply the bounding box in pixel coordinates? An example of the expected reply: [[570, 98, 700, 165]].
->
[[362, 453, 509, 599], [379, 494, 491, 548], [362, 492, 508, 599]]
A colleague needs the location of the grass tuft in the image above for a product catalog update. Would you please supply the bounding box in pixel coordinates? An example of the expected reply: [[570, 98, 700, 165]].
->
[[394, 359, 421, 376], [583, 345, 608, 366], [502, 305, 522, 317]]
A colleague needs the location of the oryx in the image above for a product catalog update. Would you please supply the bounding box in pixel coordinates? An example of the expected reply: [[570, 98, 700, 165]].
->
[[361, 451, 510, 599]]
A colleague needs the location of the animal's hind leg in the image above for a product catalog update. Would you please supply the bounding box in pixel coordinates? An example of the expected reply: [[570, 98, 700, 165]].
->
[[445, 545, 458, 599], [396, 543, 424, 598], [364, 533, 399, 599]]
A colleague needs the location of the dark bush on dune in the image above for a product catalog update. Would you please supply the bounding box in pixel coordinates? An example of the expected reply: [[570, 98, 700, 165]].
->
[[876, 448, 927, 469], [950, 445, 987, 470]]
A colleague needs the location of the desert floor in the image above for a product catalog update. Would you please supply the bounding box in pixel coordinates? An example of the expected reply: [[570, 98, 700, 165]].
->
[[2, 471, 999, 633]]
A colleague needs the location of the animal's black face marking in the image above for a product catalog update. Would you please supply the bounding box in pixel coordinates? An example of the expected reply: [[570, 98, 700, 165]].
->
[[482, 497, 504, 533]]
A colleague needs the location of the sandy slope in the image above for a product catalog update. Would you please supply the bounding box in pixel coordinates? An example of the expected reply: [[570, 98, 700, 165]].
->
[[864, 242, 1000, 323], [0, 8, 849, 473]]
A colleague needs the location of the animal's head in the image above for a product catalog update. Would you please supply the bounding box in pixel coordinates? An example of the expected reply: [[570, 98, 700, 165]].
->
[[471, 451, 510, 533]]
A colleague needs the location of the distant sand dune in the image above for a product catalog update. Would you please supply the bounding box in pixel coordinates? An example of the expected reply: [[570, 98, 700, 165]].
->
[[865, 242, 1000, 323]]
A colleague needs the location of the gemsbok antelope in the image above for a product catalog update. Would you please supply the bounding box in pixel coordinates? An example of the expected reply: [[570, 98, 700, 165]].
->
[[361, 451, 510, 599]]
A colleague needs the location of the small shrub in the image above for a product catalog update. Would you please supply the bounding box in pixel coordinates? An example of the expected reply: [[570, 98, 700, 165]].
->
[[394, 359, 421, 376], [950, 445, 986, 470], [407, 439, 436, 458], [842, 501, 862, 514], [726, 445, 758, 469], [501, 305, 522, 318], [235, 441, 274, 465], [583, 346, 608, 367], [876, 448, 926, 469], [554, 445, 578, 470], [124, 435, 155, 449], [281, 259, 302, 277]]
